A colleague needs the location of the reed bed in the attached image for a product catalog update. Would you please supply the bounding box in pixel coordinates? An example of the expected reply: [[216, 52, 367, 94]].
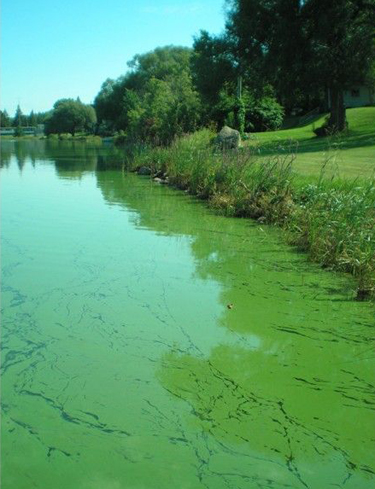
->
[[120, 129, 375, 299]]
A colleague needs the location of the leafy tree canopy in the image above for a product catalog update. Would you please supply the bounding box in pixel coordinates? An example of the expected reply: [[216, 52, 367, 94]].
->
[[0, 110, 11, 128], [192, 30, 236, 108], [225, 0, 375, 130], [45, 98, 97, 135], [13, 105, 26, 127], [94, 46, 201, 144], [91, 1, 374, 138]]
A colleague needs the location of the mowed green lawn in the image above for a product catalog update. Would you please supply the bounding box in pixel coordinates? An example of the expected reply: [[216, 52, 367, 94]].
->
[[248, 107, 375, 179]]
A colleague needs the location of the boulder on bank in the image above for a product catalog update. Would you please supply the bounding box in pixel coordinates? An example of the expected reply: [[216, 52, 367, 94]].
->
[[153, 176, 169, 184], [215, 126, 241, 150], [138, 166, 152, 175]]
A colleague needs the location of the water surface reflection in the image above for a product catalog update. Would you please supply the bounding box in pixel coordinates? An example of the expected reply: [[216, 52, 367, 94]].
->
[[1, 141, 374, 489]]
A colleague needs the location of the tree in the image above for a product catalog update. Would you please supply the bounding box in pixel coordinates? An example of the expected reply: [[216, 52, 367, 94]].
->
[[29, 110, 37, 127], [192, 31, 237, 117], [225, 0, 317, 112], [126, 45, 193, 85], [45, 99, 97, 135], [303, 0, 375, 132], [0, 110, 11, 127], [13, 105, 25, 127], [94, 78, 121, 129], [226, 0, 375, 132], [94, 46, 201, 143], [35, 111, 49, 124], [14, 126, 24, 137]]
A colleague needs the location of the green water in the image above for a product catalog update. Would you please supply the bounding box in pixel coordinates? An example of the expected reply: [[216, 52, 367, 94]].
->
[[1, 140, 374, 489]]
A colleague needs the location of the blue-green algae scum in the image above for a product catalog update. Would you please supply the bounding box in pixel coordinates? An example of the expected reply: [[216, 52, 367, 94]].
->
[[1, 140, 374, 489]]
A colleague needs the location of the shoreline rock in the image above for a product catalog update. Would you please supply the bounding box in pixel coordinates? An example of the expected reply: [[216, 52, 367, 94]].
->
[[215, 126, 241, 150]]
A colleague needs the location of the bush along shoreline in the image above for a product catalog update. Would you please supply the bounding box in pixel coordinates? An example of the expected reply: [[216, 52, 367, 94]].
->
[[116, 129, 375, 300]]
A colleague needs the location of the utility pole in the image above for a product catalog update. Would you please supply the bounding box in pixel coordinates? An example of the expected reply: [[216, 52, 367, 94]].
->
[[237, 75, 242, 100]]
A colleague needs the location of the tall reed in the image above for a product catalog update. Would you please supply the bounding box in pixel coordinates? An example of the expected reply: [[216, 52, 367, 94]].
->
[[124, 129, 375, 299]]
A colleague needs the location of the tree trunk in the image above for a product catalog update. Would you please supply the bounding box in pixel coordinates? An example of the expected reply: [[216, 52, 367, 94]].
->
[[328, 87, 346, 133]]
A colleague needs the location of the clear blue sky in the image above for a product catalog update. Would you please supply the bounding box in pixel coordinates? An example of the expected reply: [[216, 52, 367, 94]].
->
[[1, 0, 226, 116]]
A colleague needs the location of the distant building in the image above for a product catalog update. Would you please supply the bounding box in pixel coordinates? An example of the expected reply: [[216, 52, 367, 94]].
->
[[0, 125, 45, 136], [0, 128, 15, 135], [343, 85, 374, 108], [327, 85, 374, 109]]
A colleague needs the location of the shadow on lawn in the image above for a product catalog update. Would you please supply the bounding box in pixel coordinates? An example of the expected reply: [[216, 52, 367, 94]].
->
[[253, 128, 375, 157]]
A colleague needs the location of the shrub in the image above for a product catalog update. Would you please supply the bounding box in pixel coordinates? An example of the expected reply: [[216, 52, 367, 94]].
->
[[14, 126, 23, 137], [114, 131, 127, 146], [246, 96, 284, 132], [45, 99, 97, 136], [59, 133, 73, 140]]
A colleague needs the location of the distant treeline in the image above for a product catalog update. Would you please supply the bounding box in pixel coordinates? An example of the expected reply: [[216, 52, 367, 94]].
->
[[92, 0, 374, 142], [0, 106, 47, 128], [4, 0, 374, 142]]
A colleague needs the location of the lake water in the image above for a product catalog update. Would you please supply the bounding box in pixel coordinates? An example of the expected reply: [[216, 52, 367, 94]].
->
[[1, 139, 374, 489]]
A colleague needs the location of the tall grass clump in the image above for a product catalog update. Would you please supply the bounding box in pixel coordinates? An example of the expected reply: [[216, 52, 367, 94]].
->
[[122, 129, 375, 299], [289, 180, 375, 298]]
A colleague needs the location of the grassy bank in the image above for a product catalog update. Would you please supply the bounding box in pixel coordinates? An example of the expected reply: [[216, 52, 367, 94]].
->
[[248, 107, 375, 178], [47, 133, 102, 142], [121, 128, 375, 300], [1, 133, 103, 143], [0, 134, 45, 140]]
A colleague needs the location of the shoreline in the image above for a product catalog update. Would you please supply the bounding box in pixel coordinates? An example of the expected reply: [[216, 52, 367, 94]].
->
[[119, 130, 375, 301]]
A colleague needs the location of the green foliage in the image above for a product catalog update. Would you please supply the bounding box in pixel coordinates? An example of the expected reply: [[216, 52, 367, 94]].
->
[[94, 78, 122, 130], [245, 95, 284, 132], [124, 129, 375, 297], [95, 46, 201, 145], [13, 105, 25, 127], [29, 110, 37, 127], [191, 31, 236, 113], [0, 110, 11, 127], [58, 133, 73, 140], [45, 99, 97, 136], [127, 46, 192, 83], [213, 86, 284, 132], [225, 0, 375, 127], [14, 125, 24, 137], [89, 0, 374, 139], [304, 0, 375, 90], [113, 130, 127, 146], [214, 86, 236, 128], [288, 181, 375, 297], [225, 0, 304, 105]]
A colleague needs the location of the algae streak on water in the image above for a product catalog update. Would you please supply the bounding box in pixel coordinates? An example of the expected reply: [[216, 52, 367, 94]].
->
[[1, 140, 375, 489]]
